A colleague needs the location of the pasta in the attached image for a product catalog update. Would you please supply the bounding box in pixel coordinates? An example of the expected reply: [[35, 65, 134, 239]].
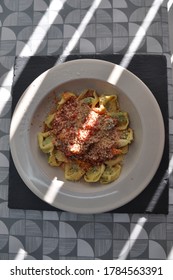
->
[[84, 164, 105, 183], [38, 89, 134, 184]]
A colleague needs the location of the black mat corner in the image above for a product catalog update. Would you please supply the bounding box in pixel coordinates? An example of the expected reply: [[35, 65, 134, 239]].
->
[[8, 54, 169, 214]]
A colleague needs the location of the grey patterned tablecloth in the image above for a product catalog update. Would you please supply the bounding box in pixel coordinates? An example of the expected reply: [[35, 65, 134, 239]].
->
[[0, 0, 173, 260]]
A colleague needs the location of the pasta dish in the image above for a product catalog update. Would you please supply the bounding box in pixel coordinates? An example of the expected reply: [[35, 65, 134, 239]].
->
[[37, 89, 133, 184]]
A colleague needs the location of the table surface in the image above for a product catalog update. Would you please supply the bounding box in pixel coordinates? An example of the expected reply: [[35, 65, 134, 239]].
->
[[0, 0, 173, 260]]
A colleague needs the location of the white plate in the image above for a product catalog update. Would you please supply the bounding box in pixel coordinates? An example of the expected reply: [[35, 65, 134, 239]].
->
[[10, 59, 165, 213]]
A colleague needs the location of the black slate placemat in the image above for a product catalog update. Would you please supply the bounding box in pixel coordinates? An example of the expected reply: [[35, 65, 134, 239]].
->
[[8, 54, 169, 213]]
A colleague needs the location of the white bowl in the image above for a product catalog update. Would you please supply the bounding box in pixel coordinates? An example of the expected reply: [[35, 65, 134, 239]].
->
[[10, 59, 165, 213]]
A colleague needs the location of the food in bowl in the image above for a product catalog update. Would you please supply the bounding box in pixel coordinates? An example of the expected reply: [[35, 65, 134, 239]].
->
[[37, 89, 133, 184]]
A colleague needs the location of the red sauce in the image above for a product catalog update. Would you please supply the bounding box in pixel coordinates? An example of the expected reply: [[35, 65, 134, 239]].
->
[[50, 95, 119, 165]]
